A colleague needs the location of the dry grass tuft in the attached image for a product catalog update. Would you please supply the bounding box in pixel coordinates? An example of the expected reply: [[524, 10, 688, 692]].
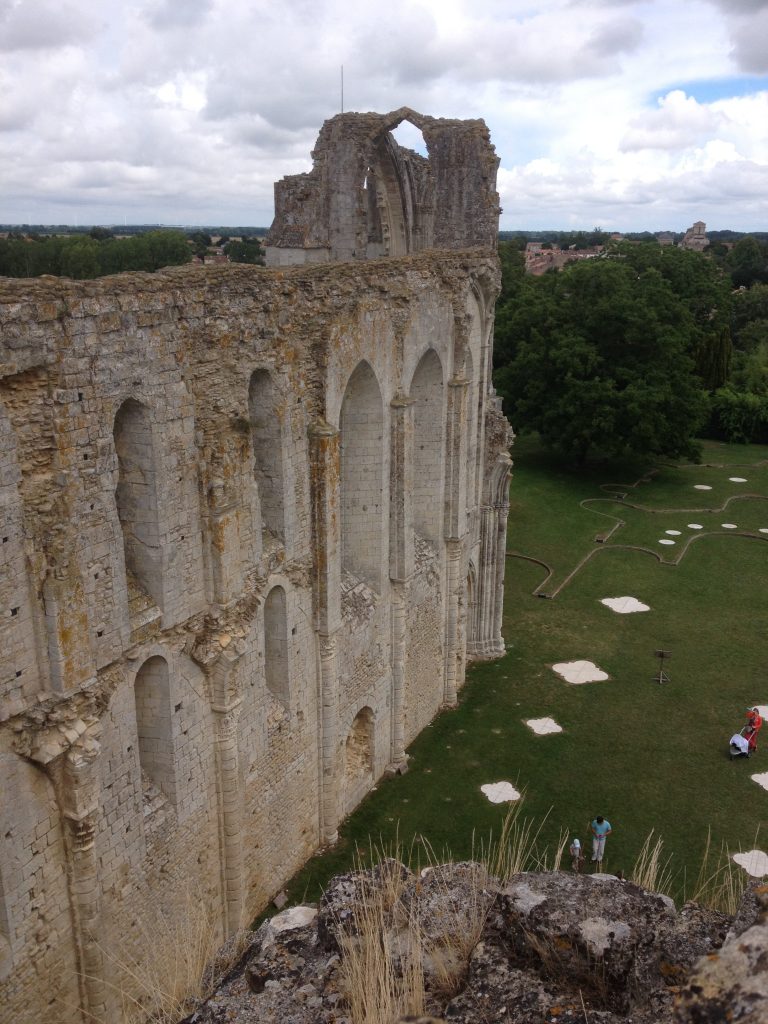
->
[[84, 889, 246, 1024], [689, 828, 744, 916], [630, 830, 674, 897]]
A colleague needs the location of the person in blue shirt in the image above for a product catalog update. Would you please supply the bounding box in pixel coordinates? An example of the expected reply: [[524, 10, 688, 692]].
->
[[590, 815, 612, 863]]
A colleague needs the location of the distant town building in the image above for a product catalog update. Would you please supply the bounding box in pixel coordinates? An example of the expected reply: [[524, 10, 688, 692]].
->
[[679, 221, 708, 252]]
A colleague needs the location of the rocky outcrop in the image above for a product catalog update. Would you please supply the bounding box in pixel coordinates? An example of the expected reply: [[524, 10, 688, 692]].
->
[[185, 866, 766, 1024]]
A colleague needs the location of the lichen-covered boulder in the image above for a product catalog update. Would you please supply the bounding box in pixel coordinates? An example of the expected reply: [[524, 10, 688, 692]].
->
[[675, 886, 768, 1024]]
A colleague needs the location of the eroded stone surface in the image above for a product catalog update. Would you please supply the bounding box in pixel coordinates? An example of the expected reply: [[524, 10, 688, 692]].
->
[[185, 863, 751, 1024]]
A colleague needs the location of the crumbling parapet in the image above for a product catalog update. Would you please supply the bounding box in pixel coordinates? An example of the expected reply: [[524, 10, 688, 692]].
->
[[265, 107, 501, 266]]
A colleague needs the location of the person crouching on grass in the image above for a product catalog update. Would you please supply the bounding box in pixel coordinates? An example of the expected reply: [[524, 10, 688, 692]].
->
[[590, 815, 612, 864]]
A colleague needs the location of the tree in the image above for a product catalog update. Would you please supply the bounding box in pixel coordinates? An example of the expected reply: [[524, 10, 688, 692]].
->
[[223, 237, 265, 265], [494, 257, 708, 463]]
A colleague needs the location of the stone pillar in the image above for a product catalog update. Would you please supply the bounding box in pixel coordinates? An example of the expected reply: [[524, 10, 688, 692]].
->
[[443, 377, 469, 706], [46, 730, 106, 1023], [309, 421, 342, 844], [43, 567, 94, 692], [389, 395, 414, 767], [208, 643, 246, 936], [475, 453, 513, 657], [491, 454, 513, 655]]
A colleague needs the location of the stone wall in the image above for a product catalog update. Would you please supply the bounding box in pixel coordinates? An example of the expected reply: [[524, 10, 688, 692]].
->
[[0, 249, 511, 1024]]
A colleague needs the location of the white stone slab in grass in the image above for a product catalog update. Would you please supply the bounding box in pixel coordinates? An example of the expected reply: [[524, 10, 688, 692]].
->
[[760, 529, 768, 535], [688, 523, 703, 530], [659, 539, 675, 545], [665, 529, 681, 536], [552, 660, 608, 684], [525, 717, 563, 736], [601, 596, 650, 614], [721, 523, 738, 529], [751, 772, 768, 793], [732, 850, 768, 877], [694, 484, 712, 490], [729, 477, 748, 483], [481, 782, 521, 804]]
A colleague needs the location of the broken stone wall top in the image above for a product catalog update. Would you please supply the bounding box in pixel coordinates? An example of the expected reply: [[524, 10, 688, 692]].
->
[[265, 107, 501, 266]]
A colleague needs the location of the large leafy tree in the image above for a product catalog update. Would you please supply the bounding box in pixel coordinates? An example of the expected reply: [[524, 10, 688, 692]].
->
[[495, 255, 709, 463]]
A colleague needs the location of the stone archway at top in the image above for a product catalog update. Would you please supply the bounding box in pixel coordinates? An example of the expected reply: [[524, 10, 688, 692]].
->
[[365, 119, 429, 258]]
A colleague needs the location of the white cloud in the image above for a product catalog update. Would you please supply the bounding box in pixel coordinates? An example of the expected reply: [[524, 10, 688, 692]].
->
[[0, 0, 767, 229]]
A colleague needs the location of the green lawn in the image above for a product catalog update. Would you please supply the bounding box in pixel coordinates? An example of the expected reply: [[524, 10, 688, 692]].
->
[[276, 437, 768, 913]]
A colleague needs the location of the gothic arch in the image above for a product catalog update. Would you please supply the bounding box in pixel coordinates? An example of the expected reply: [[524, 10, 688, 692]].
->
[[133, 655, 176, 807], [264, 584, 289, 705], [339, 361, 385, 590], [114, 398, 163, 610], [343, 706, 375, 814], [248, 370, 285, 543], [409, 348, 445, 544]]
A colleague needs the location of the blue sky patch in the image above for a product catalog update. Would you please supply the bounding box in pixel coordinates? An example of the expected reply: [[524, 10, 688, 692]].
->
[[651, 77, 768, 105]]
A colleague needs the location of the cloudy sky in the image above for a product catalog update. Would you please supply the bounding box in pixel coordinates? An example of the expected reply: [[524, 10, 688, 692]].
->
[[1, 0, 767, 231]]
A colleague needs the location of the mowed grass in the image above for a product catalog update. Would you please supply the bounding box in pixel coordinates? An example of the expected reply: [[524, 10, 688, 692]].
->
[[276, 437, 768, 912]]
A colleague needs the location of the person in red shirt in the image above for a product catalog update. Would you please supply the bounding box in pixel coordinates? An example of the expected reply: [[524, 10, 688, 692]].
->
[[745, 707, 763, 753]]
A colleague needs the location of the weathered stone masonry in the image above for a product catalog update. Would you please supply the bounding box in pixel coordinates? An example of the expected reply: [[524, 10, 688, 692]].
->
[[0, 110, 512, 1024]]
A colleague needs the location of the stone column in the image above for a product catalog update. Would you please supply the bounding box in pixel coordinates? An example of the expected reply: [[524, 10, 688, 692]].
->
[[208, 643, 246, 937], [476, 453, 513, 657], [389, 395, 414, 767], [491, 454, 513, 655], [43, 567, 94, 692], [309, 421, 342, 844], [45, 730, 106, 1023], [442, 377, 469, 706]]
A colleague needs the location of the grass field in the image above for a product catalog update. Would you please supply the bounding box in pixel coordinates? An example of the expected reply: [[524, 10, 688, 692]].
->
[[276, 437, 768, 912]]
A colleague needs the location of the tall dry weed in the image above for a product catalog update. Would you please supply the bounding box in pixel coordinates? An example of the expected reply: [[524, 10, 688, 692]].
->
[[84, 889, 246, 1024]]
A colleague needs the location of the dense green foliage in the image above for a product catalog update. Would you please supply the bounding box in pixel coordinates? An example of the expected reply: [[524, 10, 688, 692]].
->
[[223, 236, 265, 265], [494, 239, 768, 453], [0, 229, 192, 278]]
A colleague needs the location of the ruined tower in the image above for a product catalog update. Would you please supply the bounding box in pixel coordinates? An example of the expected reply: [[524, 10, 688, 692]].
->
[[0, 109, 511, 1024]]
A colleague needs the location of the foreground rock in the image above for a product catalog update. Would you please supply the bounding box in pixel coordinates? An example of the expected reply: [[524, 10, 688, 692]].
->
[[185, 867, 766, 1024]]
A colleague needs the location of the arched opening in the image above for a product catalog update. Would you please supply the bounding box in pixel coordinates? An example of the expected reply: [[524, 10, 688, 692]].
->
[[114, 399, 163, 610], [340, 361, 384, 590], [248, 370, 285, 543], [364, 120, 431, 258], [264, 585, 289, 705], [390, 120, 428, 156], [410, 349, 444, 544], [134, 656, 176, 808], [344, 706, 374, 809]]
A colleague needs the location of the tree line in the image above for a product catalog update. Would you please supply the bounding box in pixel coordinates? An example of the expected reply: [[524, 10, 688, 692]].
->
[[0, 229, 265, 279], [494, 236, 768, 461]]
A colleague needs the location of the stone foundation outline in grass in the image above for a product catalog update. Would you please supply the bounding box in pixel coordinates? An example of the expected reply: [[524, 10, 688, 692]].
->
[[732, 850, 768, 877], [552, 660, 608, 684], [525, 717, 563, 735], [601, 596, 650, 614], [481, 782, 521, 803]]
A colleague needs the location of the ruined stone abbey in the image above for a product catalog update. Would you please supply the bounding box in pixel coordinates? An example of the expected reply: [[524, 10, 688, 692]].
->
[[0, 108, 511, 1024]]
